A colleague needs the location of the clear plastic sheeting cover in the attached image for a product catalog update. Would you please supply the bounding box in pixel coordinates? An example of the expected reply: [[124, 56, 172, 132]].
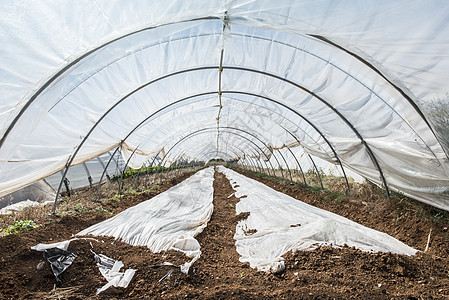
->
[[0, 180, 55, 209], [218, 166, 417, 273], [78, 167, 215, 273], [0, 200, 40, 215], [0, 1, 449, 210]]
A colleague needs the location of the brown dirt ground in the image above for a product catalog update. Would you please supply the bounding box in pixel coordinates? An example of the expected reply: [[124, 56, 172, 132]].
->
[[0, 167, 448, 299]]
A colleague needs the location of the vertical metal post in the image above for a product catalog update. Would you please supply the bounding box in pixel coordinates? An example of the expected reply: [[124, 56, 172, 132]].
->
[[308, 154, 324, 190], [276, 148, 293, 183], [267, 148, 284, 179], [286, 147, 307, 186], [94, 147, 121, 202], [133, 161, 147, 190], [82, 162, 93, 188], [117, 147, 139, 195], [96, 157, 111, 182], [53, 169, 70, 214]]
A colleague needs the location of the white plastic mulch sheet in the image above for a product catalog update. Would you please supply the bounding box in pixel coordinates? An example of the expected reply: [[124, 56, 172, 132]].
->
[[217, 166, 417, 273], [78, 167, 215, 273]]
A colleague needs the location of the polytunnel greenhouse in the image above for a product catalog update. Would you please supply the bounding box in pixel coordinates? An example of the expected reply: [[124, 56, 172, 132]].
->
[[1, 1, 449, 298]]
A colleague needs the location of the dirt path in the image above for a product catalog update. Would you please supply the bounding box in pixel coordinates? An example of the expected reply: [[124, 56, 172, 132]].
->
[[0, 168, 449, 298]]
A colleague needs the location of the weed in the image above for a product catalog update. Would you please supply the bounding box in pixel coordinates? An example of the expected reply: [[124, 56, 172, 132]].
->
[[74, 203, 88, 213], [5, 219, 38, 234], [430, 211, 449, 223], [95, 207, 113, 215], [61, 203, 89, 216], [238, 272, 245, 284], [112, 194, 124, 201], [123, 185, 160, 196], [393, 211, 408, 222], [333, 193, 347, 203], [308, 185, 323, 194], [125, 187, 138, 195]]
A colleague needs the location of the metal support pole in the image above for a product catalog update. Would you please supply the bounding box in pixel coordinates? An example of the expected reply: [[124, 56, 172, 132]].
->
[[247, 150, 263, 174], [81, 162, 93, 188], [133, 161, 147, 190], [53, 170, 70, 213], [253, 157, 263, 174], [96, 157, 111, 182], [308, 154, 324, 190], [226, 67, 389, 197], [286, 147, 307, 186], [269, 148, 284, 179], [94, 147, 121, 202], [117, 147, 139, 195], [276, 149, 293, 183]]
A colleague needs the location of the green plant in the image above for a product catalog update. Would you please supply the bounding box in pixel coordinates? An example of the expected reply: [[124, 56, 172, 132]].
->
[[5, 219, 38, 234], [333, 193, 347, 203], [307, 185, 323, 193], [112, 194, 124, 201], [238, 272, 245, 284], [95, 207, 113, 215], [113, 166, 172, 181], [125, 187, 138, 195], [74, 203, 88, 213]]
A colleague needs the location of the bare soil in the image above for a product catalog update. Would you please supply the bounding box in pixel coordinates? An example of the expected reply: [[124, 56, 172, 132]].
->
[[0, 168, 448, 299]]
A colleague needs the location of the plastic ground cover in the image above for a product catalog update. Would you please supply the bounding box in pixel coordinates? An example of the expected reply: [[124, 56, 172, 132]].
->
[[78, 167, 215, 273], [217, 166, 417, 273]]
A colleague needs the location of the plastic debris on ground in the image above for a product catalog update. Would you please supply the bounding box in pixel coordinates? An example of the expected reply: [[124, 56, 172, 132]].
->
[[0, 199, 40, 214], [32, 239, 82, 285], [78, 167, 215, 274], [32, 238, 135, 293], [91, 250, 136, 295], [31, 237, 99, 252], [158, 269, 174, 283], [42, 247, 76, 285], [148, 262, 175, 268], [218, 166, 417, 274]]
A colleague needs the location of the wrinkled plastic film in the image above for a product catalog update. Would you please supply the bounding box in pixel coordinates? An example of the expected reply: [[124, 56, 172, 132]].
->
[[1, 1, 449, 210], [218, 166, 417, 273], [78, 167, 215, 273]]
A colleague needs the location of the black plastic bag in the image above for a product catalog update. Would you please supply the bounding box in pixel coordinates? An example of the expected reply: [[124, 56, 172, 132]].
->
[[43, 247, 76, 285]]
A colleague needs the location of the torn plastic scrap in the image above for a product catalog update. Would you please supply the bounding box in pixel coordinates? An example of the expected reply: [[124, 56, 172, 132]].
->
[[92, 250, 136, 295], [31, 237, 99, 252], [31, 239, 79, 285], [42, 247, 76, 285], [31, 238, 134, 293], [170, 236, 201, 274]]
